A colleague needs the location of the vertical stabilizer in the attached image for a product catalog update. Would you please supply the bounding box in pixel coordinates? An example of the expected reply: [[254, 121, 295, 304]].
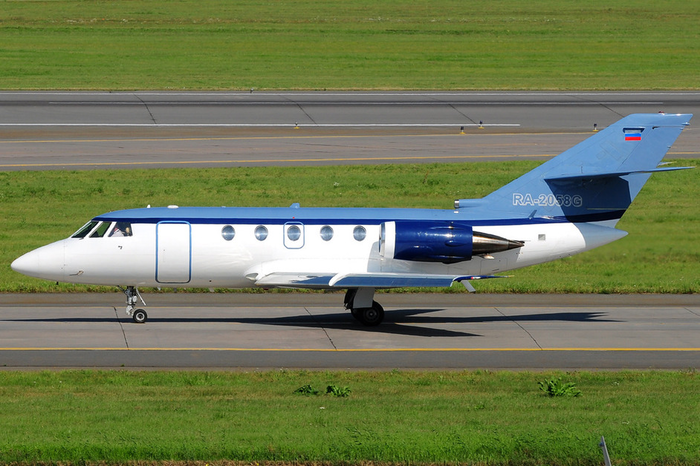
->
[[462, 113, 692, 223]]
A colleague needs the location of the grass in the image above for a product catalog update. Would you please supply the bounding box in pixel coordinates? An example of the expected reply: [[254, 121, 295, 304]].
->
[[1, 0, 699, 90], [0, 370, 698, 465], [2, 5, 697, 466], [2, 161, 698, 294]]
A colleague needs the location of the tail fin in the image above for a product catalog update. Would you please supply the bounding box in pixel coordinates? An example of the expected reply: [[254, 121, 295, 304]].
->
[[457, 113, 693, 224]]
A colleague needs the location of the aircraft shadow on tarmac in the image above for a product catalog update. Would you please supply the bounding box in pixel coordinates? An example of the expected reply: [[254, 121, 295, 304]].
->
[[7, 308, 619, 339]]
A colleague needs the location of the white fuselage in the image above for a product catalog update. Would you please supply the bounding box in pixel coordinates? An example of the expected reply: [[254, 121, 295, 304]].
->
[[13, 211, 627, 289]]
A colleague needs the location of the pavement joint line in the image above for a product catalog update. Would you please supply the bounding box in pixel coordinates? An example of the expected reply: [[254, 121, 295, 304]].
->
[[113, 306, 130, 349], [303, 306, 338, 350], [494, 306, 543, 350]]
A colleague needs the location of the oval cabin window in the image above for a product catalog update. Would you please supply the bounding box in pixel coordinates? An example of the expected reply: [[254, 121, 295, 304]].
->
[[221, 225, 235, 241], [353, 226, 366, 241], [255, 225, 268, 241]]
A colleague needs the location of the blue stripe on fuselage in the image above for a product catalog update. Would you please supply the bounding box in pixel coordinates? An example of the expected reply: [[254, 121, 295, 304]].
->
[[93, 206, 624, 227]]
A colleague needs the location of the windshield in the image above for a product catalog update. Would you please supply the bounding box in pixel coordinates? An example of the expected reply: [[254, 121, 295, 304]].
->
[[70, 220, 133, 238], [71, 221, 99, 238], [90, 221, 112, 238]]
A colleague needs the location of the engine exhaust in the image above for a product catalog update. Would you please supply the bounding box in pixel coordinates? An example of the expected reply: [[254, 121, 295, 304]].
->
[[473, 231, 524, 255]]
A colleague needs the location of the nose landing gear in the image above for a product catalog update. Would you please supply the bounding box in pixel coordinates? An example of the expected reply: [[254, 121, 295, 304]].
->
[[119, 286, 148, 324]]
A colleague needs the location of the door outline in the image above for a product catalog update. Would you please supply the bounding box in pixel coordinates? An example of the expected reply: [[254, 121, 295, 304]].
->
[[155, 221, 192, 284], [283, 222, 305, 249]]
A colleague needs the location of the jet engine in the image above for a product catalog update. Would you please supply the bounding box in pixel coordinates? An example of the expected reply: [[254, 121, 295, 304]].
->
[[380, 221, 524, 263]]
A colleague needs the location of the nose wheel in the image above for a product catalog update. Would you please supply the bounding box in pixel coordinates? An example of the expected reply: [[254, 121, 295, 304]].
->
[[132, 308, 148, 324]]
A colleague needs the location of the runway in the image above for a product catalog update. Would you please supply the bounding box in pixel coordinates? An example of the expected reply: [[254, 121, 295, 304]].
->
[[1, 91, 698, 170], [1, 293, 698, 370]]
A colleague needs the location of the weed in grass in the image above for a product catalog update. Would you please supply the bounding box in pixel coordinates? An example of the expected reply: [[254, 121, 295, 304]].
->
[[326, 385, 351, 397], [538, 377, 583, 397], [294, 384, 351, 397], [294, 384, 320, 396]]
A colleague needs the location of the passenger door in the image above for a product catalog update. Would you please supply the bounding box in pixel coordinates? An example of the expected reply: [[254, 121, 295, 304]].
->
[[156, 221, 191, 284]]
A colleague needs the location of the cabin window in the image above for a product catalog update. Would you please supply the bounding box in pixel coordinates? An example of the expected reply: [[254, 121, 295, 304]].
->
[[287, 225, 301, 241], [353, 226, 367, 242], [109, 222, 133, 237], [320, 225, 334, 241], [90, 221, 112, 238], [71, 221, 99, 239], [255, 225, 268, 241], [221, 225, 235, 241]]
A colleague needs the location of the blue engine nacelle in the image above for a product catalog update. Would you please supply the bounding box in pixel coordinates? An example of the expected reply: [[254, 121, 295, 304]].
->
[[380, 221, 524, 264], [380, 221, 474, 263]]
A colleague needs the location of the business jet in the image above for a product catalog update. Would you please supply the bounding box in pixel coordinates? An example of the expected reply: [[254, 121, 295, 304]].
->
[[11, 113, 692, 325]]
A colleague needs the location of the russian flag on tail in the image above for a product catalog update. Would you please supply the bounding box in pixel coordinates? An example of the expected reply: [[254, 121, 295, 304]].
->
[[624, 128, 643, 141]]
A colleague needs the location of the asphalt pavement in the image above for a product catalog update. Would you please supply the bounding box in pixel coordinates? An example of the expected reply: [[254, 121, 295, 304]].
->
[[2, 293, 698, 370], [1, 91, 698, 170]]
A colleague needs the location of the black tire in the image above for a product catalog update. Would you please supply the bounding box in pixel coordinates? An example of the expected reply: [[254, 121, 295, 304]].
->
[[132, 308, 148, 324], [356, 301, 384, 326]]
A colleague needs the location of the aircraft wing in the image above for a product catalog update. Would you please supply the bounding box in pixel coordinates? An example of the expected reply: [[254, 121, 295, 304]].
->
[[251, 271, 505, 292], [251, 272, 337, 287], [330, 273, 475, 288]]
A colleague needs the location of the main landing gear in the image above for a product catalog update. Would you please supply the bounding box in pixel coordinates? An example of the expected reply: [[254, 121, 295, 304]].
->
[[344, 288, 384, 326], [119, 286, 148, 324]]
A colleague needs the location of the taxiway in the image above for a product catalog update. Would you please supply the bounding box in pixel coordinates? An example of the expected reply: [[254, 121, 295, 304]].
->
[[2, 293, 698, 370]]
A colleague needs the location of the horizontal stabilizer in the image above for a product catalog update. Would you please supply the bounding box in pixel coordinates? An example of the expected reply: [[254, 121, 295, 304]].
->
[[545, 166, 694, 183]]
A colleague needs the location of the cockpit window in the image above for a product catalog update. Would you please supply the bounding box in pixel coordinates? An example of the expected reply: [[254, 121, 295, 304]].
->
[[109, 222, 133, 237], [71, 221, 99, 239], [90, 222, 112, 238]]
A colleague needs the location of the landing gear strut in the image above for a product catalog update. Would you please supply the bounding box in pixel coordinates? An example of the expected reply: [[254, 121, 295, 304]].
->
[[345, 288, 384, 326], [119, 286, 148, 324]]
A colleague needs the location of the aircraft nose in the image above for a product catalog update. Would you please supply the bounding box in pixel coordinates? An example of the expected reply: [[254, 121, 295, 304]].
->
[[11, 241, 66, 281]]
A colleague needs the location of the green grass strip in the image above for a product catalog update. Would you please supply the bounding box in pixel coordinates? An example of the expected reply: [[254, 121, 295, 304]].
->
[[2, 161, 698, 294], [0, 370, 698, 465], [1, 0, 699, 90]]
